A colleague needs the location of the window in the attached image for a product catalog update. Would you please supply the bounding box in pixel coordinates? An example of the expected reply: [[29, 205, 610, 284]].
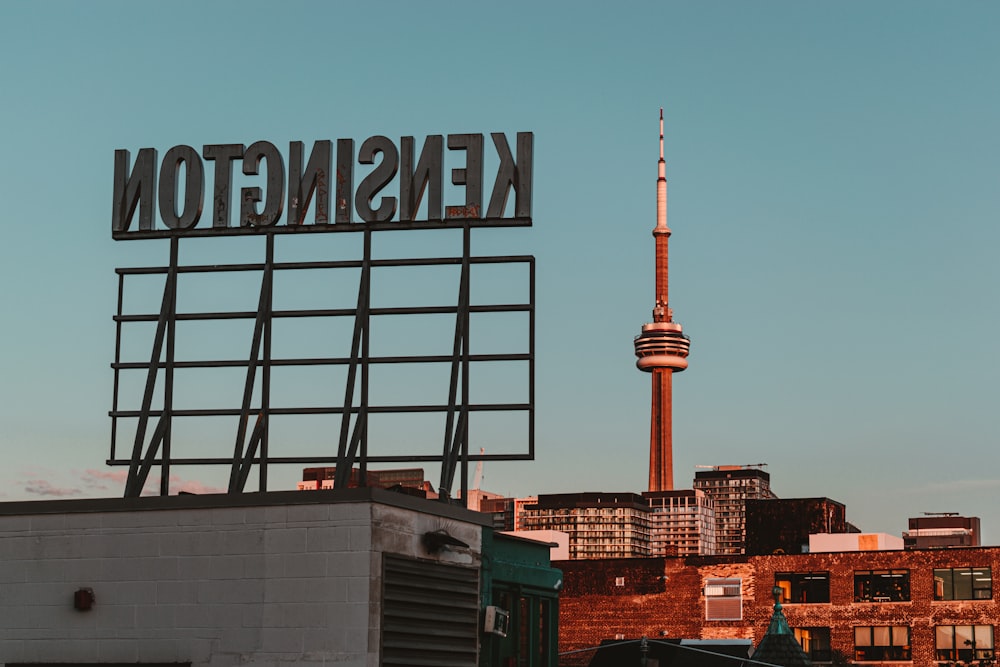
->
[[615, 577, 625, 587], [855, 626, 911, 661], [936, 625, 994, 662], [776, 572, 830, 603], [854, 569, 910, 602], [934, 567, 992, 601], [705, 577, 742, 621], [794, 627, 832, 662]]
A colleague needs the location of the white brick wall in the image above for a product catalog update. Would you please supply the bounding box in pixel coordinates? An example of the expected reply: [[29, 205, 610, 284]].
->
[[0, 490, 486, 667]]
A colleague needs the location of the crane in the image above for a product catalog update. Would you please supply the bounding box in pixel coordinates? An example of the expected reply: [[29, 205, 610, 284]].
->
[[471, 448, 485, 492], [695, 463, 768, 471]]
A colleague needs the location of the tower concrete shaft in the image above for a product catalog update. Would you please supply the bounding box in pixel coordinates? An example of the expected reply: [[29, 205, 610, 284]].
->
[[634, 109, 690, 492]]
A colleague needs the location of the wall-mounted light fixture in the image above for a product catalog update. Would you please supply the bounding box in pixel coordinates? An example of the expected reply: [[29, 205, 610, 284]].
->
[[422, 529, 469, 554], [73, 587, 95, 611]]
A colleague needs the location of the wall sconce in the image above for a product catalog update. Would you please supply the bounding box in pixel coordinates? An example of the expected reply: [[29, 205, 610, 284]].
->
[[73, 587, 95, 611], [422, 529, 469, 554]]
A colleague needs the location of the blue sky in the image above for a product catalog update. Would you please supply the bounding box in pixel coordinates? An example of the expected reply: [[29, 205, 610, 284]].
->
[[1, 2, 998, 543]]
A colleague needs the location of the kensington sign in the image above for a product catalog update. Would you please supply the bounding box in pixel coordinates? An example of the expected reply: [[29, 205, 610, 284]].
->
[[112, 132, 533, 238]]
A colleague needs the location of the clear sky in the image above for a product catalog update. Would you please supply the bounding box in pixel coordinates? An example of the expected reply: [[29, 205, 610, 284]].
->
[[1, 2, 998, 543]]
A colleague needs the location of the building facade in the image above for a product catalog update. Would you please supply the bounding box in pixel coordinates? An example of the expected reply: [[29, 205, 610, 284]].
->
[[519, 493, 653, 559], [693, 466, 774, 555], [296, 466, 432, 493], [556, 546, 1000, 666], [480, 495, 539, 532], [904, 514, 981, 549], [0, 488, 561, 667], [645, 489, 717, 556], [745, 497, 851, 556]]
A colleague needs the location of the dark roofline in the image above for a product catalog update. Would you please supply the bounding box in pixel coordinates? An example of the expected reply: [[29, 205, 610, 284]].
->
[[0, 487, 492, 526], [694, 468, 770, 481], [531, 492, 649, 510], [746, 496, 845, 508], [643, 489, 698, 499]]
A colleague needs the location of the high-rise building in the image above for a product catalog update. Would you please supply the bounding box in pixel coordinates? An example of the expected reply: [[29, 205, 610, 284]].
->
[[634, 110, 691, 492], [644, 489, 717, 556], [693, 465, 774, 555], [519, 493, 652, 559]]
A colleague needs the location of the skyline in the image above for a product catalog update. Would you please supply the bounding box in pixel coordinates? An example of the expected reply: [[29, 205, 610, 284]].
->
[[0, 2, 998, 543]]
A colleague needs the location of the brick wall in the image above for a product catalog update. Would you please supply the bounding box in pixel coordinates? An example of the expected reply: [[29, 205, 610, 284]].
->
[[557, 547, 1000, 667]]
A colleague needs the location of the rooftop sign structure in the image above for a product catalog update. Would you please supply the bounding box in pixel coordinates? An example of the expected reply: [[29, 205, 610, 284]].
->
[[112, 133, 533, 237], [108, 131, 535, 503]]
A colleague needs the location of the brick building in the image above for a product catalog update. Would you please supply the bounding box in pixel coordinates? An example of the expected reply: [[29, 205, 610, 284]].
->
[[480, 495, 539, 532], [557, 546, 1000, 666], [296, 466, 433, 493], [745, 497, 853, 556]]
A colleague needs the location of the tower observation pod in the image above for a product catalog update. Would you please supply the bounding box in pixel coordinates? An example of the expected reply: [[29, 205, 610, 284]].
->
[[633, 109, 691, 492]]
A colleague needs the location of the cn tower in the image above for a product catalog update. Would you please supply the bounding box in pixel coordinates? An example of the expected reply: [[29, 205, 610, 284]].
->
[[633, 109, 691, 492]]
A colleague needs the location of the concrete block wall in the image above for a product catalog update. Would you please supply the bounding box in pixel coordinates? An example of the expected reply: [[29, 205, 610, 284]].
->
[[0, 490, 485, 667]]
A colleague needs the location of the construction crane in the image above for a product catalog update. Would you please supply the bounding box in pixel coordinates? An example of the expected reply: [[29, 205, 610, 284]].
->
[[695, 463, 768, 471], [471, 447, 485, 492]]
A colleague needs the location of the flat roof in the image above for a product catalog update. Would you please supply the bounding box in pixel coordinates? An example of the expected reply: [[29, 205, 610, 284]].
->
[[0, 487, 492, 526]]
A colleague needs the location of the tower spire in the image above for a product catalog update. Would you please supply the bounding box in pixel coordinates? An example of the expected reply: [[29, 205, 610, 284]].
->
[[657, 108, 667, 233], [634, 109, 690, 492]]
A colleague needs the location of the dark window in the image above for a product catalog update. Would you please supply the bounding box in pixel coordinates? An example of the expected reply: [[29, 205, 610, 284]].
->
[[794, 627, 832, 662], [934, 567, 992, 601], [936, 625, 994, 662], [855, 626, 911, 661], [854, 569, 910, 602], [776, 572, 830, 603]]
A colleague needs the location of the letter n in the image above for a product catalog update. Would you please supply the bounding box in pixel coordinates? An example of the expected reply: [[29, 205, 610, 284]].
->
[[288, 141, 331, 225], [112, 148, 158, 233]]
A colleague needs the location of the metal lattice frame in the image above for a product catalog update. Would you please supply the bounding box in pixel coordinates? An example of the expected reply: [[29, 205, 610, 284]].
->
[[109, 220, 534, 503]]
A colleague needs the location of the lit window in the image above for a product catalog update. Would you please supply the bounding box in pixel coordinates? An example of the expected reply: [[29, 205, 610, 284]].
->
[[854, 626, 911, 661], [936, 625, 994, 662], [794, 627, 831, 662], [933, 567, 992, 601], [776, 572, 830, 604], [854, 570, 910, 602]]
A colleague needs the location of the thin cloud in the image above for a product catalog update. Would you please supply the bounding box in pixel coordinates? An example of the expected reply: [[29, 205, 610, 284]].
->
[[24, 479, 83, 497], [81, 468, 129, 490], [21, 469, 229, 500], [77, 469, 225, 496], [893, 478, 1000, 496]]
